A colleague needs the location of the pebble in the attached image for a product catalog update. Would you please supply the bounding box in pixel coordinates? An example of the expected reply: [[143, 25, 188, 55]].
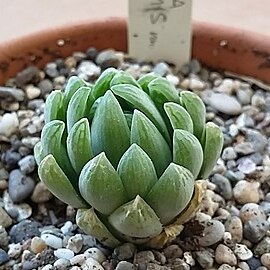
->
[[215, 244, 237, 266], [247, 257, 262, 269], [236, 113, 255, 128], [208, 93, 242, 115], [194, 249, 214, 269], [215, 78, 234, 95], [0, 86, 25, 101], [236, 88, 253, 105], [240, 203, 266, 223], [224, 216, 243, 243], [41, 233, 63, 249], [70, 254, 86, 265], [114, 243, 137, 260], [188, 77, 205, 91], [54, 248, 74, 260], [233, 180, 260, 204], [197, 220, 225, 246], [234, 142, 255, 155], [244, 218, 269, 243], [222, 147, 237, 160], [30, 236, 47, 254], [84, 248, 106, 264], [45, 62, 59, 78], [218, 264, 234, 270], [95, 49, 123, 69], [8, 169, 35, 203], [0, 226, 9, 248], [15, 66, 40, 87], [31, 182, 53, 203], [54, 258, 70, 269], [9, 220, 40, 243], [254, 237, 270, 256], [81, 257, 104, 270], [163, 244, 183, 259], [25, 85, 41, 99], [0, 206, 12, 228], [0, 248, 9, 265], [260, 253, 270, 269], [190, 59, 201, 73], [60, 221, 74, 235], [77, 61, 101, 80], [66, 234, 83, 254], [115, 261, 136, 270], [211, 174, 233, 200], [38, 79, 53, 96], [234, 244, 253, 260], [237, 158, 256, 174], [152, 62, 170, 76], [172, 259, 190, 270], [8, 243, 22, 258], [18, 155, 36, 174], [0, 112, 19, 137]]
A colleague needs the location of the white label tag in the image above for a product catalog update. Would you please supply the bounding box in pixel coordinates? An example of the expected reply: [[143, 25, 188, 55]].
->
[[128, 0, 192, 68]]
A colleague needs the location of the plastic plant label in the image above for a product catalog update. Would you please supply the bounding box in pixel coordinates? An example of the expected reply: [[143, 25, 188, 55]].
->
[[128, 0, 192, 68]]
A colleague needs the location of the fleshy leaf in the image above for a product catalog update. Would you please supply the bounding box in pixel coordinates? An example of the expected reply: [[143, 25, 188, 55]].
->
[[180, 91, 206, 139], [173, 129, 203, 179], [111, 84, 170, 143], [110, 70, 141, 88], [108, 195, 162, 238], [67, 118, 93, 174], [41, 120, 77, 185], [91, 90, 130, 167], [33, 142, 46, 166], [38, 155, 88, 208], [66, 86, 92, 132], [145, 163, 194, 225], [44, 90, 64, 124], [164, 102, 193, 133], [92, 67, 117, 99], [79, 153, 128, 215], [76, 208, 121, 248], [198, 122, 224, 179], [131, 110, 171, 177], [117, 144, 158, 200], [137, 73, 159, 94]]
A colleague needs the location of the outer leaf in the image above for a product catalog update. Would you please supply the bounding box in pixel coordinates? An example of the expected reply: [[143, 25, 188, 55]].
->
[[131, 110, 171, 177], [110, 70, 141, 88], [92, 67, 117, 99], [173, 129, 203, 179], [164, 102, 193, 133], [180, 91, 206, 139], [38, 155, 88, 208], [67, 118, 93, 174], [41, 120, 77, 185], [198, 122, 224, 179], [76, 208, 121, 248], [137, 73, 159, 94], [66, 86, 92, 132], [33, 142, 46, 166], [111, 84, 170, 143], [108, 195, 162, 238], [91, 90, 130, 167], [79, 153, 128, 215], [44, 90, 64, 124], [145, 163, 194, 225], [117, 144, 158, 200]]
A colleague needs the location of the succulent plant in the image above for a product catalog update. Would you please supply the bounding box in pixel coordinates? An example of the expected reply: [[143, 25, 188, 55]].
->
[[34, 68, 223, 248]]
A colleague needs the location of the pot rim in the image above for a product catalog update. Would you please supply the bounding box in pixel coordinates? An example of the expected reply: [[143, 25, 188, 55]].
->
[[0, 17, 270, 84]]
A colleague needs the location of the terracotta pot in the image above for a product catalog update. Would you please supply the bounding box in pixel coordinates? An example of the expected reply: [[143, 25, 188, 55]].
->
[[0, 18, 270, 85]]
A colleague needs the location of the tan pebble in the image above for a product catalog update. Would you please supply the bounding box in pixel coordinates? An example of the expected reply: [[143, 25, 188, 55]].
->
[[31, 236, 47, 254], [215, 244, 237, 266], [31, 182, 53, 203], [70, 254, 87, 265], [240, 203, 266, 223], [0, 180, 8, 190], [225, 216, 243, 243], [237, 261, 250, 270], [233, 180, 260, 204], [261, 253, 270, 268]]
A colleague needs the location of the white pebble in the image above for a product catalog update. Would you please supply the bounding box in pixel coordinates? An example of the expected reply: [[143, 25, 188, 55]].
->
[[238, 158, 256, 174], [234, 244, 253, 260], [84, 248, 106, 263], [189, 77, 205, 91], [70, 254, 87, 265], [66, 234, 83, 253], [166, 74, 179, 86], [25, 85, 41, 99], [41, 265, 54, 270], [61, 221, 74, 235], [54, 248, 75, 260], [0, 113, 19, 137], [8, 243, 22, 258], [54, 258, 70, 269], [81, 257, 104, 270], [41, 234, 63, 249]]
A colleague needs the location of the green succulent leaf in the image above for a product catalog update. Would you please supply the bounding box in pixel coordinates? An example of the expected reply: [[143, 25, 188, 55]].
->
[[91, 90, 130, 167], [67, 118, 93, 174], [164, 102, 194, 133], [33, 142, 46, 166], [66, 86, 92, 132], [44, 90, 64, 124], [180, 91, 206, 139], [41, 120, 77, 185], [198, 122, 224, 179], [79, 152, 128, 215], [110, 70, 141, 88], [76, 208, 121, 248], [111, 84, 170, 143], [145, 163, 194, 225], [117, 144, 158, 200], [38, 154, 88, 208], [131, 110, 171, 177], [92, 67, 117, 99], [173, 129, 203, 179], [108, 195, 163, 238], [137, 73, 159, 94]]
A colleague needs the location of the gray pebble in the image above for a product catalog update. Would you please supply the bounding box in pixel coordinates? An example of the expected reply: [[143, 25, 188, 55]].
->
[[234, 142, 255, 155], [197, 220, 225, 246], [163, 244, 183, 259], [9, 220, 40, 243], [254, 237, 270, 256], [96, 49, 123, 69], [215, 244, 237, 266], [211, 174, 233, 200], [135, 251, 155, 267], [115, 261, 136, 270], [4, 150, 21, 168], [246, 129, 268, 153], [38, 79, 53, 96], [0, 248, 9, 266], [240, 203, 266, 223], [222, 147, 237, 160], [237, 158, 256, 174], [172, 259, 190, 270], [234, 243, 253, 260], [225, 170, 245, 183], [236, 88, 253, 105], [0, 226, 9, 249], [236, 113, 255, 128], [153, 62, 170, 76], [247, 256, 262, 270], [0, 86, 25, 101], [224, 216, 243, 243], [260, 201, 270, 214], [194, 249, 214, 269], [18, 155, 36, 174], [0, 206, 12, 228], [53, 258, 70, 270], [189, 59, 201, 74], [8, 169, 35, 202], [45, 62, 59, 78], [15, 66, 40, 87], [244, 218, 269, 243], [114, 243, 136, 260]]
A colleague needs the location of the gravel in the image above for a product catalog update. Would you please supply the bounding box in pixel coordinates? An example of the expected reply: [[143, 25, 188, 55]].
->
[[1, 48, 270, 269]]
